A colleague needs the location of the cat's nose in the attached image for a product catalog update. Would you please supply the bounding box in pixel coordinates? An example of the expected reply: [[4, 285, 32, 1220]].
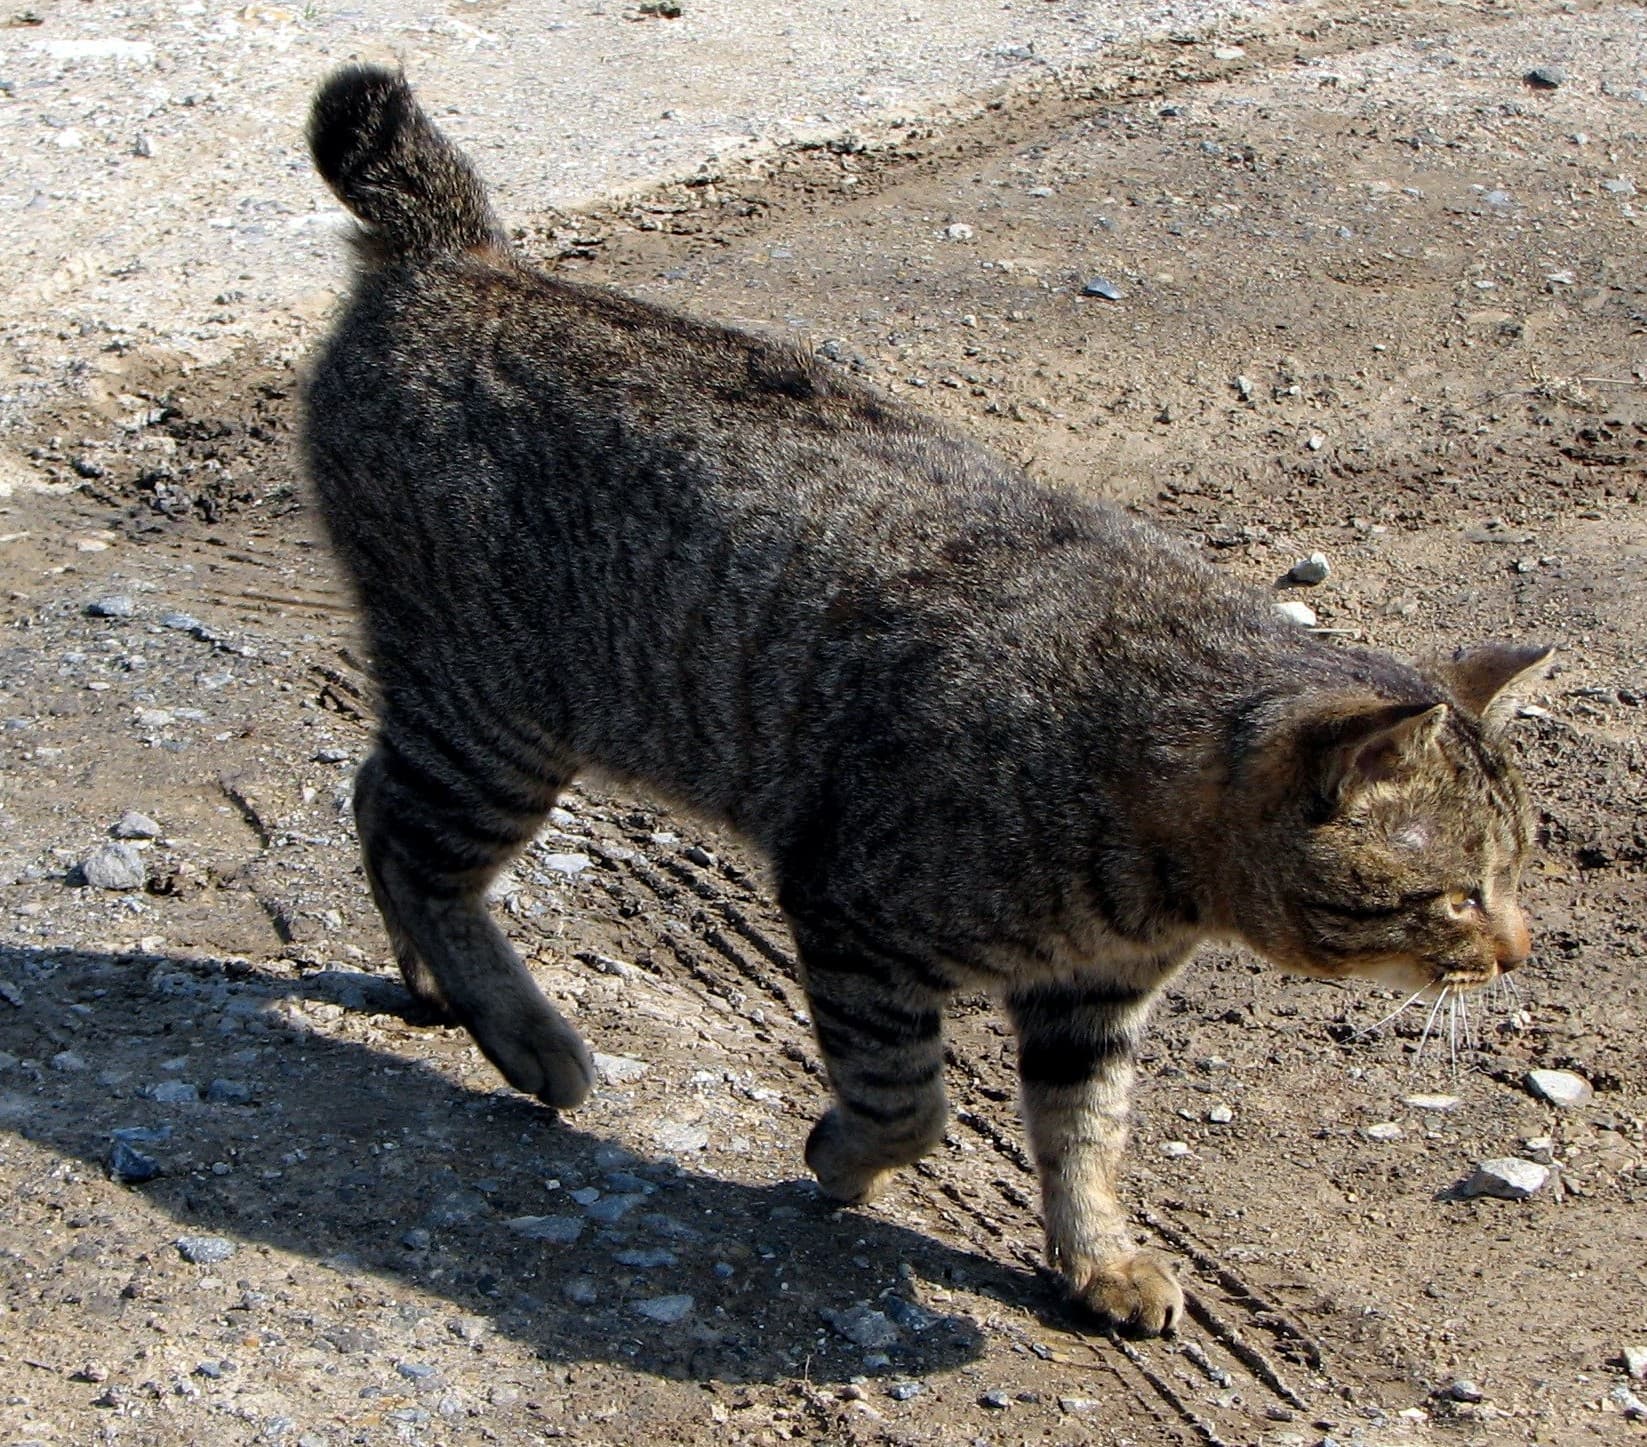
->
[[1493, 901, 1531, 972]]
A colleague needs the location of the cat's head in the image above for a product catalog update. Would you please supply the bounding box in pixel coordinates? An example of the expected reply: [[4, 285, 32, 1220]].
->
[[1220, 642, 1553, 992]]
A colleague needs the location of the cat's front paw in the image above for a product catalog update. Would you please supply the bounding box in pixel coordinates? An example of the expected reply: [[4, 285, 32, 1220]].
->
[[805, 1109, 890, 1204], [1066, 1249, 1183, 1337]]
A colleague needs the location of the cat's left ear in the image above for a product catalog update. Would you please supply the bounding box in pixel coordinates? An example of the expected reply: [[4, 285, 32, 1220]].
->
[[1434, 642, 1555, 732]]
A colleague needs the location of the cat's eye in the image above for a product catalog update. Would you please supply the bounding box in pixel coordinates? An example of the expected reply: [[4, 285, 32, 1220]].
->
[[1444, 889, 1485, 918]]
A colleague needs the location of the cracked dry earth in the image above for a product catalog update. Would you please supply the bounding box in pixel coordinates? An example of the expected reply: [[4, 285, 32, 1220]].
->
[[3, 4, 1647, 1446]]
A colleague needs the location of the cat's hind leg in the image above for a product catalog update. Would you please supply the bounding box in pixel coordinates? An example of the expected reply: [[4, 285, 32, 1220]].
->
[[352, 728, 593, 1110], [788, 917, 951, 1204], [1006, 976, 1182, 1336]]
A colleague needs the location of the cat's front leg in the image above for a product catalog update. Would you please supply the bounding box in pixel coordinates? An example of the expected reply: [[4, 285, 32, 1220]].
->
[[1007, 976, 1182, 1336]]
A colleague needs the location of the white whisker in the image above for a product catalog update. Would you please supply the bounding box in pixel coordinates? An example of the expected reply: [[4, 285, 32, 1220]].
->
[[1355, 987, 1428, 1040], [1414, 987, 1449, 1069]]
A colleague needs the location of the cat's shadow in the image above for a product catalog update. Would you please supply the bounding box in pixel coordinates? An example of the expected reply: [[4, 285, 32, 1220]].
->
[[0, 942, 1051, 1386]]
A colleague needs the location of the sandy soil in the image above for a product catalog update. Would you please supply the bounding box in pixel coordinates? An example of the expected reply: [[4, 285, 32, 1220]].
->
[[2, 2, 1645, 1444]]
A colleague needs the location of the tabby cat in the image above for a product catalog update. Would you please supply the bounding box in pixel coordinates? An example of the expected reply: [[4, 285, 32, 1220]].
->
[[302, 65, 1550, 1336]]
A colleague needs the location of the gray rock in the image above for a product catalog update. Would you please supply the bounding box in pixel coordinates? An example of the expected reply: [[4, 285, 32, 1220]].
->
[[112, 810, 162, 840], [206, 1078, 253, 1104], [108, 1139, 162, 1183], [1403, 1093, 1460, 1111], [882, 1296, 939, 1332], [1622, 1345, 1647, 1381], [887, 1381, 925, 1401], [1286, 552, 1331, 586], [148, 1080, 199, 1104], [424, 1189, 491, 1226], [1448, 1379, 1484, 1403], [1458, 1157, 1551, 1200], [824, 1304, 901, 1350], [1207, 1103, 1233, 1124], [86, 595, 134, 618], [980, 1389, 1012, 1409], [1525, 64, 1565, 89], [176, 1234, 237, 1265], [1364, 1122, 1404, 1141], [81, 841, 146, 891], [51, 1050, 88, 1072], [631, 1293, 694, 1324], [401, 1228, 432, 1251], [1275, 599, 1318, 628], [586, 1194, 644, 1225], [1081, 275, 1123, 301], [1527, 1069, 1592, 1107], [506, 1214, 584, 1244], [312, 747, 351, 764], [1602, 177, 1637, 197], [563, 1277, 599, 1306], [1613, 1386, 1647, 1422], [1059, 1397, 1101, 1414], [613, 1247, 677, 1269]]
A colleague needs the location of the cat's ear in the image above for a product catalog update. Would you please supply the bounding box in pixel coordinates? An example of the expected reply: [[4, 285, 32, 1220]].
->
[[1295, 700, 1449, 808], [1435, 642, 1554, 732]]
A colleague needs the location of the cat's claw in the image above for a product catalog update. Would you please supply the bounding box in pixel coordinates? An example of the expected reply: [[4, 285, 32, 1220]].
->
[[1068, 1249, 1184, 1337]]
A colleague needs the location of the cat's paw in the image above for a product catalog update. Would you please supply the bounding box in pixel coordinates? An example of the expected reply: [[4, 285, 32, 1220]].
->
[[805, 1109, 890, 1204], [469, 1003, 594, 1111], [1066, 1249, 1184, 1337]]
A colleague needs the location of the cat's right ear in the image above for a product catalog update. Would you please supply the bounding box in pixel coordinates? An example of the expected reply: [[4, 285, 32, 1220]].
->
[[1298, 700, 1449, 813]]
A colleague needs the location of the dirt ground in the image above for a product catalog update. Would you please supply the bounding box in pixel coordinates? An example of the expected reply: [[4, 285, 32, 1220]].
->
[[3, 3, 1646, 1445]]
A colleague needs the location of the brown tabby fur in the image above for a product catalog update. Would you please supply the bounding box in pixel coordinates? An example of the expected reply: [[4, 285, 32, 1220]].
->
[[302, 66, 1552, 1335]]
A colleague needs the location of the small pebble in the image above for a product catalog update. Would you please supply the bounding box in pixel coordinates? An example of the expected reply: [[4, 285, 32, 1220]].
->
[[1207, 1104, 1233, 1124], [396, 1361, 436, 1381], [563, 1277, 599, 1306], [1287, 552, 1331, 586], [112, 810, 162, 840], [1524, 64, 1565, 89], [1364, 1122, 1404, 1141], [86, 595, 134, 618], [205, 1078, 253, 1104], [1622, 1344, 1647, 1381], [1526, 1069, 1592, 1107], [943, 223, 974, 241], [612, 1247, 677, 1269], [1059, 1397, 1101, 1414], [593, 1052, 648, 1084], [888, 1381, 925, 1401], [176, 1235, 237, 1265], [1448, 1379, 1484, 1403], [1161, 1140, 1192, 1158], [402, 1228, 432, 1251], [979, 1389, 1012, 1410], [1275, 599, 1318, 627], [1403, 1093, 1460, 1111], [51, 1050, 88, 1072], [80, 841, 146, 891], [1457, 1157, 1550, 1200], [1081, 275, 1123, 301], [825, 1305, 901, 1350]]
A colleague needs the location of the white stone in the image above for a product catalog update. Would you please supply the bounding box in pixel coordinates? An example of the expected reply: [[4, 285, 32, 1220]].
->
[[593, 1053, 648, 1084], [1161, 1140, 1192, 1158], [1287, 552, 1331, 586], [1403, 1093, 1460, 1111], [506, 1214, 584, 1244], [1623, 1345, 1647, 1381], [113, 810, 162, 840], [1364, 1122, 1403, 1141], [1526, 1069, 1592, 1107], [541, 852, 592, 875], [943, 223, 974, 241], [1275, 599, 1318, 627], [1459, 1157, 1550, 1200]]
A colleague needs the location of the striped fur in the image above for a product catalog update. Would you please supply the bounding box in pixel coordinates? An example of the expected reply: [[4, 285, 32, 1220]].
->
[[303, 68, 1551, 1336]]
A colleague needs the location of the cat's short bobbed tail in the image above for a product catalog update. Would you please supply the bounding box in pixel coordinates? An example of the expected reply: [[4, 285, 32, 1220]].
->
[[308, 64, 505, 262]]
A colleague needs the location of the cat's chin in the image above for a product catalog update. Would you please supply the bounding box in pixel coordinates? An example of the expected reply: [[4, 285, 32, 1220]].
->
[[1263, 950, 1498, 994]]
